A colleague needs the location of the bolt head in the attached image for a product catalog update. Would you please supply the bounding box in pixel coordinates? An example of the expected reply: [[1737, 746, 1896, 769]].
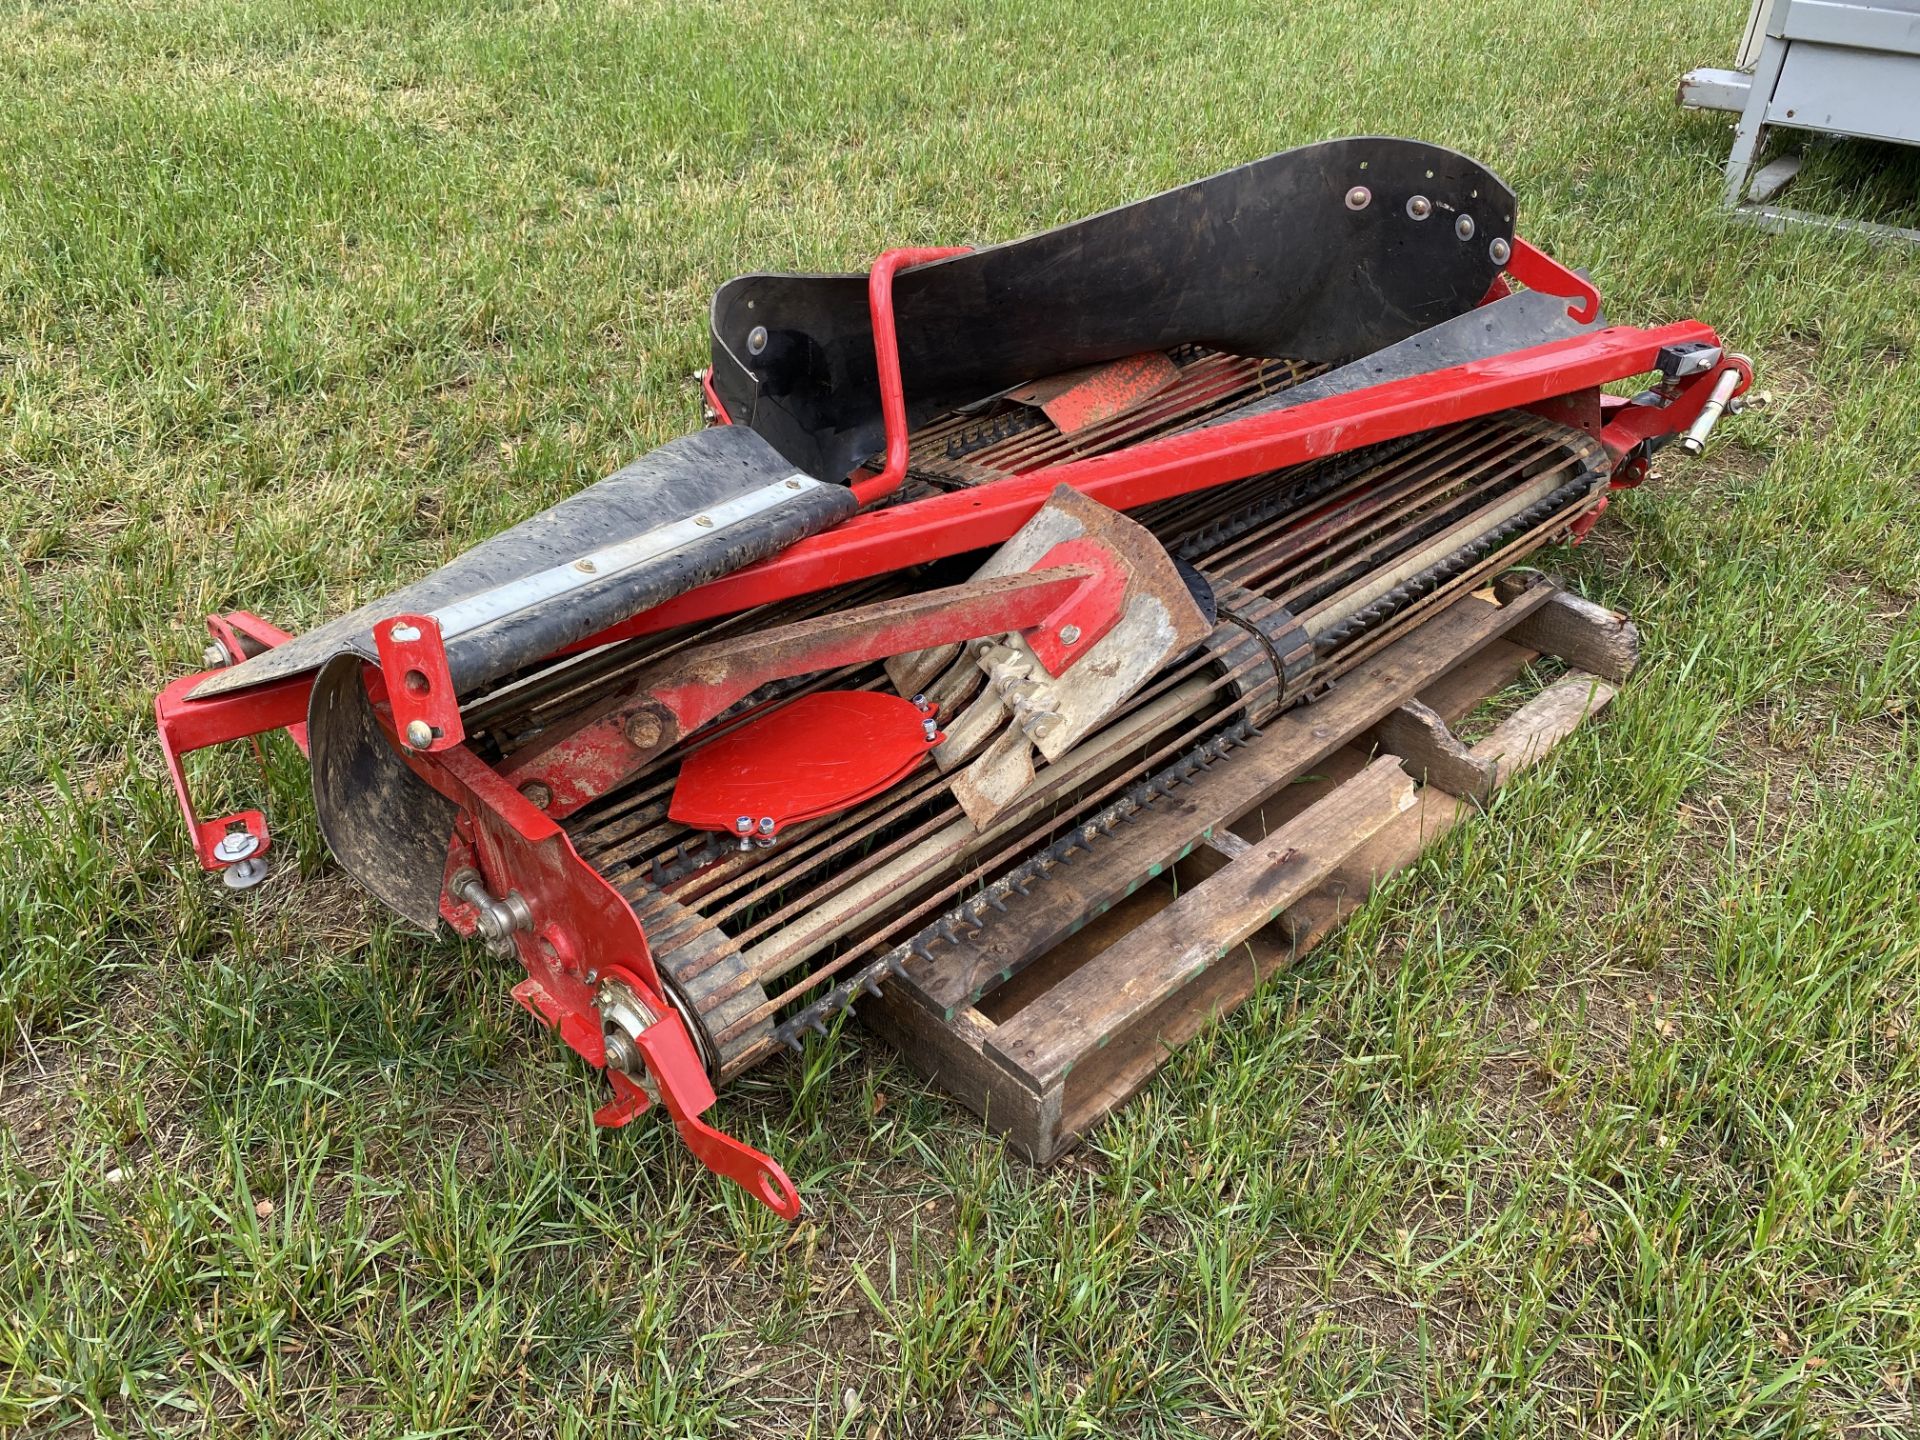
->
[[214, 831, 260, 863], [1454, 213, 1475, 240], [1059, 624, 1082, 646], [1489, 237, 1512, 266], [1344, 185, 1371, 211], [519, 782, 552, 810], [747, 325, 769, 356], [1405, 195, 1432, 221], [405, 719, 434, 750], [624, 710, 663, 751]]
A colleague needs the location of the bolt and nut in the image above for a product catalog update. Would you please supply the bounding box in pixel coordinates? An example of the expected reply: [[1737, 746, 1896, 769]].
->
[[214, 831, 260, 863]]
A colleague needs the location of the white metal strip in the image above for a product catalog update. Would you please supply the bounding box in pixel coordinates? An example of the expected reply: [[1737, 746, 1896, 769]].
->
[[430, 474, 822, 640]]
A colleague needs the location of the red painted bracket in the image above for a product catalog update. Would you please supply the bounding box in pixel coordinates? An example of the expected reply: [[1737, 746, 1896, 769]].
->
[[581, 965, 802, 1219], [1504, 237, 1601, 326], [849, 245, 973, 507], [699, 365, 733, 426], [1023, 536, 1128, 675], [374, 612, 465, 753], [1597, 355, 1753, 468], [154, 618, 309, 873]]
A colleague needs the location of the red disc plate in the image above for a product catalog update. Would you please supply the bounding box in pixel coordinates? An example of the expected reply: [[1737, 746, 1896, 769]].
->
[[669, 690, 937, 837]]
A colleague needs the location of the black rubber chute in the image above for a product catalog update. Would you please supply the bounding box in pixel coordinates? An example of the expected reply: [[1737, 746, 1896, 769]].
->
[[710, 137, 1517, 482], [193, 426, 856, 702]]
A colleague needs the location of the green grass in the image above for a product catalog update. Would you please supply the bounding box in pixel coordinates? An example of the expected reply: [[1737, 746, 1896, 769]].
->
[[4, 0, 1919, 1433]]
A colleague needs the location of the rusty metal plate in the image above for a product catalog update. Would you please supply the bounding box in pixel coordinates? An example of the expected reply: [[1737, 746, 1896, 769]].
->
[[1008, 352, 1180, 436]]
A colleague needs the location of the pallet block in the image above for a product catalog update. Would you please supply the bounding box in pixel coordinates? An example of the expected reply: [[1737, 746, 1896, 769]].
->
[[860, 579, 1637, 1164]]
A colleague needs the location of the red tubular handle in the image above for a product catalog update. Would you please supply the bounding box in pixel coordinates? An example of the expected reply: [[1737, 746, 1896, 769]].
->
[[849, 245, 972, 507]]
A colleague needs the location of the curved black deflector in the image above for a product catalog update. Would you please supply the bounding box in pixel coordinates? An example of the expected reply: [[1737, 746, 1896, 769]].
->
[[193, 426, 856, 702], [711, 137, 1517, 481], [308, 652, 461, 929]]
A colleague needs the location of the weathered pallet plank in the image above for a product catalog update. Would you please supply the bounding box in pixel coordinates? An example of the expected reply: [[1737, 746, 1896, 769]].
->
[[983, 756, 1417, 1088]]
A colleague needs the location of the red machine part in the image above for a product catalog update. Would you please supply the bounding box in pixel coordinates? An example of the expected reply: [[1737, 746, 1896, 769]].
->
[[626, 319, 1740, 648], [154, 613, 308, 872], [153, 238, 1752, 1220], [1502, 236, 1603, 325], [1009, 351, 1182, 436], [669, 690, 942, 839], [505, 561, 1119, 821], [374, 612, 464, 753], [422, 738, 801, 1218]]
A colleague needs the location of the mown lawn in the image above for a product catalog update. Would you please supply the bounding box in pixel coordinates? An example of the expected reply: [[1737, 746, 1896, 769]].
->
[[4, 1, 1919, 1434]]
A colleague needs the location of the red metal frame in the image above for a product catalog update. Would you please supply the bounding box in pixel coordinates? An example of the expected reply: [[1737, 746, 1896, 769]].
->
[[155, 613, 309, 871], [153, 238, 1749, 1218]]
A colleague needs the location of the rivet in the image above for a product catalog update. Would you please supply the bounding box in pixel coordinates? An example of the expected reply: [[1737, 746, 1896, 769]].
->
[[747, 325, 768, 356], [1406, 195, 1432, 221], [1455, 214, 1475, 240], [785, 478, 803, 489], [1489, 236, 1512, 265], [624, 711, 663, 750], [694, 515, 714, 527], [1059, 624, 1082, 645], [573, 558, 597, 573], [1344, 185, 1371, 211], [405, 719, 434, 750]]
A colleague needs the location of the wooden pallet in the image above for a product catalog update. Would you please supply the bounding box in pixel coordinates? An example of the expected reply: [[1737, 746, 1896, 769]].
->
[[861, 575, 1639, 1164]]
